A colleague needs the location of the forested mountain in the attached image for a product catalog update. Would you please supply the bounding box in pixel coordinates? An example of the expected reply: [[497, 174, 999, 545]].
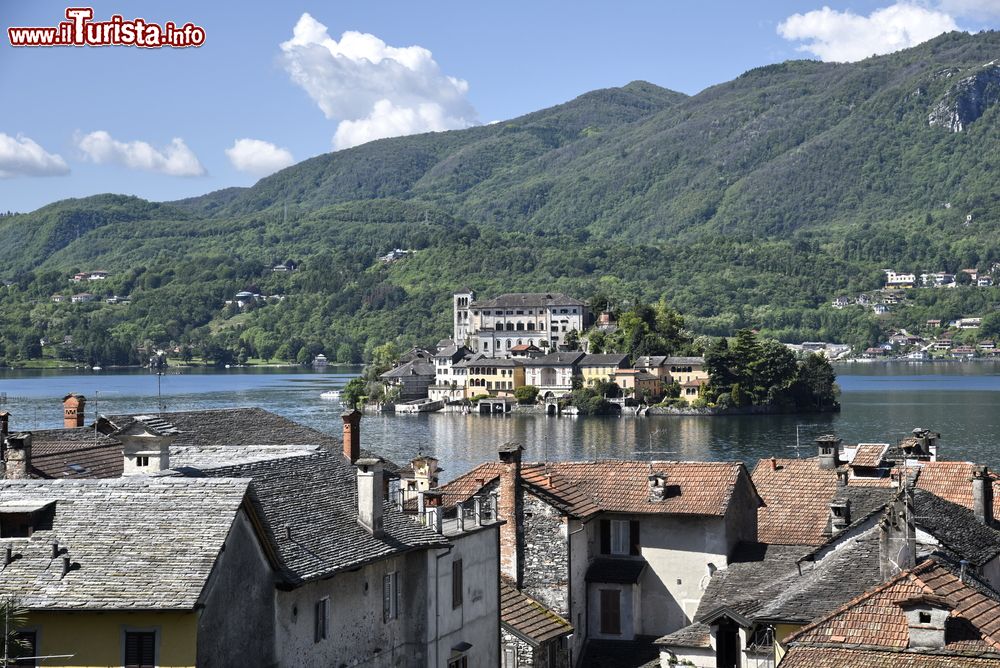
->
[[2, 31, 999, 365]]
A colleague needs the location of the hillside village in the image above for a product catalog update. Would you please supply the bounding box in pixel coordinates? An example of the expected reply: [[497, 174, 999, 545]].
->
[[5, 396, 1000, 667]]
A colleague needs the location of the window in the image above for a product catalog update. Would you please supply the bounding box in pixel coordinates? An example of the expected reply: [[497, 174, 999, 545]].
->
[[13, 631, 36, 668], [136, 456, 149, 467], [314, 597, 329, 642], [124, 631, 156, 668], [0, 512, 33, 538], [919, 611, 932, 624], [599, 589, 621, 635], [383, 572, 399, 622], [448, 657, 468, 668], [600, 519, 641, 556], [452, 559, 463, 608], [503, 645, 518, 668]]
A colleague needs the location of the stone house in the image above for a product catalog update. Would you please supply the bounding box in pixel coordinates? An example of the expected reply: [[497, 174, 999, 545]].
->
[[380, 359, 437, 401], [0, 476, 277, 666], [500, 577, 573, 668], [438, 445, 761, 664]]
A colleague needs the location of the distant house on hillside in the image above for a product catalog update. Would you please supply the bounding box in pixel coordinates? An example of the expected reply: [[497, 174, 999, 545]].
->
[[71, 293, 94, 303]]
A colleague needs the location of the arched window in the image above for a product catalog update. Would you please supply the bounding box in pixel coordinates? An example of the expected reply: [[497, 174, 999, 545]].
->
[[527, 322, 535, 331]]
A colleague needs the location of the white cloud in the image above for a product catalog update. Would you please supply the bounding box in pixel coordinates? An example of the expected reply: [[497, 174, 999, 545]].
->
[[0, 133, 69, 178], [939, 0, 1000, 21], [225, 139, 295, 176], [280, 13, 477, 150], [778, 4, 960, 62], [75, 130, 205, 176]]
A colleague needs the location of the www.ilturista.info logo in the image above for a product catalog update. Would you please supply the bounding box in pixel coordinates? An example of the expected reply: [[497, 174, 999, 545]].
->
[[8, 7, 205, 48]]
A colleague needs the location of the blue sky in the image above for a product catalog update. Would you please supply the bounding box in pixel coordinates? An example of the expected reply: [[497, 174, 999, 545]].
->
[[1, 0, 998, 212]]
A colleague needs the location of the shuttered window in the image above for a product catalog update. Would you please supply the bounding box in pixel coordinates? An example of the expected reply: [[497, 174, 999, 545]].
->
[[599, 589, 621, 635], [383, 571, 399, 621], [314, 597, 329, 642], [452, 558, 463, 609], [600, 519, 641, 556], [124, 631, 155, 668]]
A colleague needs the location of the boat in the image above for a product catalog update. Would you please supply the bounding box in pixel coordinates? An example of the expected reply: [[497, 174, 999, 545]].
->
[[312, 354, 329, 368], [320, 390, 341, 401], [92, 365, 102, 371]]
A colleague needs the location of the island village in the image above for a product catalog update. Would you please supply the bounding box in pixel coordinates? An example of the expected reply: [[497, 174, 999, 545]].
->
[[4, 291, 1000, 668]]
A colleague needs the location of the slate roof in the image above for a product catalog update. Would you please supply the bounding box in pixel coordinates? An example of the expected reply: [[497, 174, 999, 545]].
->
[[0, 477, 254, 610], [579, 354, 629, 367], [663, 357, 705, 365], [783, 558, 1000, 665], [471, 293, 585, 309], [520, 352, 586, 367], [102, 407, 395, 472], [500, 578, 573, 646], [169, 444, 321, 470], [380, 360, 435, 379], [655, 622, 711, 649], [27, 427, 123, 479], [185, 451, 448, 583], [912, 489, 1000, 567], [633, 356, 667, 369], [438, 460, 753, 519]]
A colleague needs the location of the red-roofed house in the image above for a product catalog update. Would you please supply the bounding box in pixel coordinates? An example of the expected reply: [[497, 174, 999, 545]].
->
[[438, 445, 761, 661]]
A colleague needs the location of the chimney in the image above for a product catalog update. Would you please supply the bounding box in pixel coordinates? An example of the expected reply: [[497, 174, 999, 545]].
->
[[2, 432, 32, 480], [972, 465, 994, 527], [62, 393, 86, 429], [356, 458, 384, 538], [0, 411, 9, 441], [341, 409, 361, 464], [898, 596, 952, 650], [648, 473, 668, 502], [769, 457, 777, 471], [497, 441, 524, 585], [829, 498, 851, 535], [879, 484, 916, 579], [816, 435, 842, 470]]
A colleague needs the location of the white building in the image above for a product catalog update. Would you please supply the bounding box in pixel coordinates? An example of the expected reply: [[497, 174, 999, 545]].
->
[[453, 291, 591, 358], [883, 270, 915, 287]]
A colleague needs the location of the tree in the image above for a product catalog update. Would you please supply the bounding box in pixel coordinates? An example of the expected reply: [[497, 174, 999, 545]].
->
[[341, 377, 368, 408], [564, 329, 581, 351], [514, 385, 540, 405], [2, 597, 28, 665]]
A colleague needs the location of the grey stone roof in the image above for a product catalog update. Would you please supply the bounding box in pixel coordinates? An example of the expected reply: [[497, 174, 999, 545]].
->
[[0, 477, 253, 610], [520, 352, 586, 366], [471, 292, 585, 309], [185, 451, 449, 584], [655, 622, 711, 648], [102, 407, 396, 473], [912, 488, 1000, 567], [454, 354, 522, 368], [380, 360, 435, 379], [579, 354, 629, 367], [168, 444, 321, 470], [663, 357, 705, 365]]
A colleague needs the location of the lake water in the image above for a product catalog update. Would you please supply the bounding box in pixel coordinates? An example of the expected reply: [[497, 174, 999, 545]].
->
[[1, 362, 999, 480]]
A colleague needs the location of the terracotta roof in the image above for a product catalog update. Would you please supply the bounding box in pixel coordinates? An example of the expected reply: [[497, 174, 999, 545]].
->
[[439, 460, 752, 519], [786, 559, 1000, 654], [852, 444, 890, 469], [28, 428, 123, 479], [779, 647, 1000, 668], [753, 458, 839, 545], [914, 462, 1000, 518], [500, 578, 573, 646]]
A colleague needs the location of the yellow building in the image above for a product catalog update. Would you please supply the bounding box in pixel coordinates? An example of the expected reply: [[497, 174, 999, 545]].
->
[[458, 355, 525, 397], [579, 353, 630, 387], [1, 476, 277, 667], [614, 369, 663, 399]]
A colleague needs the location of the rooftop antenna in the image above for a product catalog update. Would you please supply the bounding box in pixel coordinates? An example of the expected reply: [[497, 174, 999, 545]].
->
[[156, 371, 165, 415], [793, 424, 823, 458]]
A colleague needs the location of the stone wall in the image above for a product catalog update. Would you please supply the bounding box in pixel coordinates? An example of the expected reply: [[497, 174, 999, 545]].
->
[[522, 492, 570, 617]]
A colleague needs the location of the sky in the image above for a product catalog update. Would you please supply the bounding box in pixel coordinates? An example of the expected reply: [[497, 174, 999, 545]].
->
[[1, 0, 998, 213]]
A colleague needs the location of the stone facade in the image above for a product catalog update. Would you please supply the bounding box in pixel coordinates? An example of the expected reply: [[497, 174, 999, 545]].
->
[[523, 492, 570, 617]]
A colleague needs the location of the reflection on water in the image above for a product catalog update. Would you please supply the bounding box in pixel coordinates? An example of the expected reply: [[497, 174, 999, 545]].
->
[[1, 362, 999, 480]]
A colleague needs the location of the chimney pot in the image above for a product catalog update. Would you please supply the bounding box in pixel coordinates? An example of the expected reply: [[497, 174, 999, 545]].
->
[[62, 393, 86, 429], [769, 457, 777, 471], [356, 457, 384, 538], [3, 432, 32, 480], [972, 465, 994, 527], [52, 541, 60, 558], [61, 555, 71, 577], [341, 410, 361, 464], [648, 473, 668, 502]]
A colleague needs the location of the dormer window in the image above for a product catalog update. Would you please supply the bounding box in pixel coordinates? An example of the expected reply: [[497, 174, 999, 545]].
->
[[0, 500, 55, 538]]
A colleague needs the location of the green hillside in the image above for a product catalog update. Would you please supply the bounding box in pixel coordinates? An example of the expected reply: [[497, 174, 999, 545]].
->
[[1, 31, 999, 366]]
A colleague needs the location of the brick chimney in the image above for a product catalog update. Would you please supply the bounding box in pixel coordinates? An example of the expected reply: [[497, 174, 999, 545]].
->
[[356, 458, 384, 538], [816, 435, 842, 470], [498, 442, 524, 586], [879, 484, 916, 579], [2, 432, 32, 480], [341, 409, 361, 463], [62, 393, 86, 428], [972, 465, 994, 527]]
